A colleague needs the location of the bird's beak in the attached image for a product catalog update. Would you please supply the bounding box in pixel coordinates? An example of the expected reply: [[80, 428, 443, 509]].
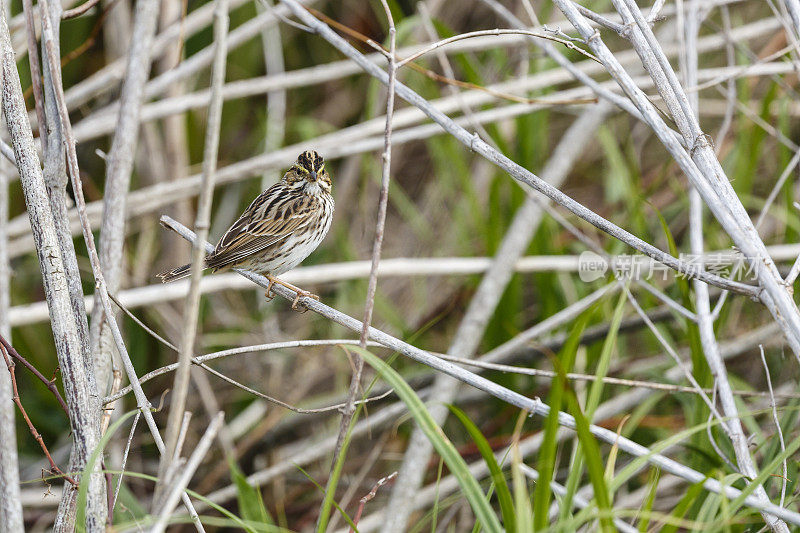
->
[[309, 171, 318, 181]]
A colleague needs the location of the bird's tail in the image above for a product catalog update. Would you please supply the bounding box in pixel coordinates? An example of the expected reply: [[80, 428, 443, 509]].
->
[[157, 262, 207, 283]]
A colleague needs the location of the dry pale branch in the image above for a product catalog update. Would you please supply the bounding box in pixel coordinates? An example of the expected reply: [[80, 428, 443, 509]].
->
[[395, 28, 600, 67], [151, 412, 224, 533], [328, 0, 396, 495], [557, 0, 800, 357], [161, 215, 800, 526], [61, 0, 101, 20], [0, 170, 20, 530], [0, 8, 106, 528], [90, 0, 161, 395], [35, 0, 205, 525], [385, 103, 611, 531], [161, 0, 229, 489]]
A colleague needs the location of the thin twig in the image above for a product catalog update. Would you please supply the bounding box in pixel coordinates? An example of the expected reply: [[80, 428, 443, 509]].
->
[[111, 410, 140, 514], [20, 0, 46, 153], [152, 412, 224, 533], [100, 369, 121, 435], [437, 353, 800, 399], [161, 214, 800, 526], [0, 93, 20, 528], [621, 285, 724, 423], [104, 339, 382, 403], [161, 0, 229, 484], [647, 0, 667, 22], [34, 0, 205, 526], [350, 472, 398, 533], [714, 5, 736, 155], [0, 334, 69, 415], [328, 0, 395, 478], [395, 28, 599, 67], [760, 345, 787, 508], [0, 343, 77, 487], [785, 255, 800, 286], [198, 362, 394, 414], [574, 4, 625, 34], [61, 0, 101, 19]]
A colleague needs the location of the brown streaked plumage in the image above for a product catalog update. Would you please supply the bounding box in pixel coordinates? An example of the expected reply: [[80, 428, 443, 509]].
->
[[157, 150, 334, 308]]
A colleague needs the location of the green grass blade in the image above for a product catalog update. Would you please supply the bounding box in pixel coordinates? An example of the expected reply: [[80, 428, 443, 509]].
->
[[585, 290, 627, 417], [559, 291, 627, 522], [353, 346, 503, 533], [561, 362, 614, 532], [511, 439, 533, 532], [533, 312, 592, 530], [75, 409, 138, 532], [432, 457, 444, 533], [89, 468, 287, 531], [659, 480, 705, 533], [449, 405, 516, 533], [230, 457, 273, 529], [636, 468, 660, 532], [298, 463, 358, 532], [314, 409, 358, 532], [728, 430, 800, 517]]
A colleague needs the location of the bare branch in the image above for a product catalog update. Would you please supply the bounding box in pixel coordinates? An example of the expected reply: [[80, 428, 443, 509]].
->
[[760, 345, 787, 508], [161, 215, 800, 526], [89, 0, 160, 397], [328, 0, 395, 493], [160, 0, 229, 488], [0, 7, 105, 528], [0, 116, 21, 530], [395, 28, 599, 67], [61, 0, 101, 20], [34, 0, 205, 525], [152, 412, 223, 533]]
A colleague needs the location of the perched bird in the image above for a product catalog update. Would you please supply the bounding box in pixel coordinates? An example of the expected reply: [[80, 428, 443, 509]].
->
[[157, 150, 334, 309]]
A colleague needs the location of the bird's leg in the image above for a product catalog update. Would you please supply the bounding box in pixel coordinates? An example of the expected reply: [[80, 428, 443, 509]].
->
[[264, 278, 276, 301], [264, 275, 319, 311]]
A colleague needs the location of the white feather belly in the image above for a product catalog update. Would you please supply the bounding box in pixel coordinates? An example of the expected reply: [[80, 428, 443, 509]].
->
[[269, 200, 333, 275]]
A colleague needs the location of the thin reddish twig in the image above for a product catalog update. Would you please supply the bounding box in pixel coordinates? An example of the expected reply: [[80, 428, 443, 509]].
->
[[0, 343, 77, 487], [61, 0, 123, 66], [306, 7, 596, 107], [350, 472, 398, 532], [0, 334, 69, 416]]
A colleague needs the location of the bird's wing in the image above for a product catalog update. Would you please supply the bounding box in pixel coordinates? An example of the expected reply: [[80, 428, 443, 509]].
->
[[205, 188, 316, 271]]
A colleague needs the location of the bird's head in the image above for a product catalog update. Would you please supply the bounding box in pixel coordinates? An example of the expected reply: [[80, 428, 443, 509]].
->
[[284, 150, 331, 193]]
